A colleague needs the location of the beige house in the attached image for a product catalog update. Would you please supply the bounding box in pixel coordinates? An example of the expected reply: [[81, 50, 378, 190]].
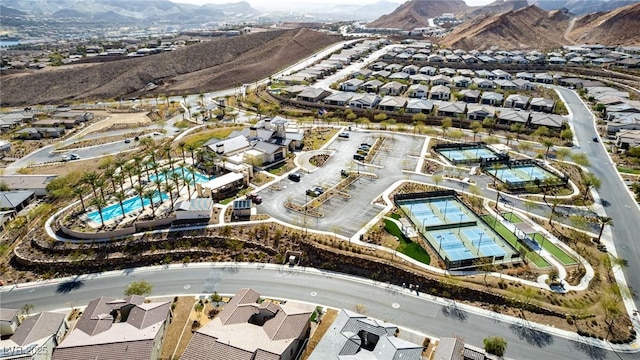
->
[[182, 288, 312, 360], [0, 311, 67, 360], [52, 296, 171, 360], [0, 309, 19, 336]]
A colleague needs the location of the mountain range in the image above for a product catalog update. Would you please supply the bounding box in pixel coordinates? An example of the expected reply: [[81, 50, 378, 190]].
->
[[439, 2, 640, 50]]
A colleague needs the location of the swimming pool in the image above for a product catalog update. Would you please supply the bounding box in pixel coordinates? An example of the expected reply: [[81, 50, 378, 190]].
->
[[86, 191, 168, 223], [149, 167, 214, 185]]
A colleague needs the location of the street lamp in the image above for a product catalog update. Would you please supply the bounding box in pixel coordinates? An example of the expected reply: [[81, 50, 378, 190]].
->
[[477, 233, 484, 256], [437, 235, 444, 253], [422, 218, 428, 233], [458, 213, 464, 234]]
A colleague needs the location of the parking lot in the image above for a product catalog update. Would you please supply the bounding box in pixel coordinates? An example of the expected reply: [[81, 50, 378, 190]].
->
[[256, 130, 428, 237]]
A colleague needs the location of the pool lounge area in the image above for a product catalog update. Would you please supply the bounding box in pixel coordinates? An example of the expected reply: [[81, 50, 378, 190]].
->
[[86, 191, 168, 224], [396, 191, 520, 269], [149, 167, 215, 185]]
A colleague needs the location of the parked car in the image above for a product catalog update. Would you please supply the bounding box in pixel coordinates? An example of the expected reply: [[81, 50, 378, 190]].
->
[[360, 142, 371, 147], [353, 154, 365, 161], [338, 132, 350, 139], [341, 169, 349, 178], [124, 139, 131, 143], [288, 173, 301, 182], [247, 193, 263, 205]]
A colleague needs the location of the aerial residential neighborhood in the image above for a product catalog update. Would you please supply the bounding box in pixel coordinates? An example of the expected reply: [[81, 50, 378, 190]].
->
[[1, 0, 639, 360]]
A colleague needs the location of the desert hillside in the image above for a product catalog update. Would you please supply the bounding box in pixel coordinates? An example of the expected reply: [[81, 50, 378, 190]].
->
[[460, 0, 529, 19], [0, 29, 340, 106], [367, 0, 469, 30], [568, 2, 640, 45], [440, 5, 570, 50]]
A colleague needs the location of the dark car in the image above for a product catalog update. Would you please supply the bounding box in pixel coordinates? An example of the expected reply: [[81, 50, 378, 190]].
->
[[288, 173, 301, 182], [247, 193, 263, 205], [124, 139, 131, 143], [338, 132, 350, 139], [592, 137, 599, 142], [353, 154, 365, 161]]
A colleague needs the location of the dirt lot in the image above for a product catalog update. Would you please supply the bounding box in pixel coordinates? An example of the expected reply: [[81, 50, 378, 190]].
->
[[160, 297, 196, 360], [81, 111, 152, 133]]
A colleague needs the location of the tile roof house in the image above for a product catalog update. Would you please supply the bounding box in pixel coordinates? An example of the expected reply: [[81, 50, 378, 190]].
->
[[0, 311, 67, 360], [348, 94, 381, 109], [419, 66, 437, 76], [406, 99, 435, 114], [616, 129, 640, 150], [379, 81, 407, 96], [296, 88, 332, 103], [407, 84, 429, 99], [429, 85, 451, 100], [504, 94, 531, 109], [453, 76, 471, 88], [0, 190, 35, 212], [480, 92, 504, 106], [308, 309, 423, 360], [323, 92, 354, 106], [530, 98, 556, 113], [181, 288, 312, 360], [0, 309, 19, 336], [459, 89, 480, 103], [467, 105, 496, 121], [497, 108, 530, 125], [378, 96, 408, 112], [52, 296, 171, 360], [529, 113, 565, 129], [472, 77, 494, 89], [362, 79, 384, 93], [340, 78, 364, 92], [0, 175, 57, 197], [437, 101, 467, 117]]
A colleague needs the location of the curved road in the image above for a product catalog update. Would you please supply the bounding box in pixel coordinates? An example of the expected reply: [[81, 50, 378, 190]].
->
[[0, 264, 634, 360]]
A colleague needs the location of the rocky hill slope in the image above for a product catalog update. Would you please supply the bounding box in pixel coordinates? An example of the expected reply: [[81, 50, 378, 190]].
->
[[460, 0, 529, 19], [568, 2, 640, 45], [441, 5, 570, 50], [367, 0, 469, 30], [0, 29, 340, 106]]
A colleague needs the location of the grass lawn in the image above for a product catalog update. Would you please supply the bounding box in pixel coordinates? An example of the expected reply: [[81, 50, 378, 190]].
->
[[532, 233, 576, 265], [503, 212, 524, 223], [617, 166, 640, 175], [183, 128, 235, 148], [482, 215, 551, 268], [384, 219, 431, 265]]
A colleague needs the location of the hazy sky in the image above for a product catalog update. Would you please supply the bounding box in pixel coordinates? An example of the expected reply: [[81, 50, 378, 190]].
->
[[175, 0, 498, 9]]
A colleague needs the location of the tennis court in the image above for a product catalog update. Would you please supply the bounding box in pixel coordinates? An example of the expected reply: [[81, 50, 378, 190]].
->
[[438, 147, 499, 163], [490, 165, 558, 183], [398, 195, 519, 268]]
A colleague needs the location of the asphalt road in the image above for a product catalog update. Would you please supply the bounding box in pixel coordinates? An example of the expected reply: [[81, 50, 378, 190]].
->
[[556, 87, 640, 313], [0, 264, 632, 360]]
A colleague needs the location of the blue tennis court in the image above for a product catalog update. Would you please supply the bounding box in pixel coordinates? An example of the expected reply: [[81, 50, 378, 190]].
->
[[432, 230, 475, 261], [438, 147, 499, 163], [462, 228, 506, 257], [490, 165, 558, 183], [399, 201, 444, 227], [430, 199, 471, 223]]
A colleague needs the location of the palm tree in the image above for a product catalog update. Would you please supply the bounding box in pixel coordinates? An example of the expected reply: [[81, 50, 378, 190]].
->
[[95, 178, 107, 202], [133, 184, 146, 211], [114, 173, 125, 193], [171, 172, 182, 191], [163, 144, 173, 169], [164, 183, 176, 209], [541, 138, 555, 157], [123, 162, 135, 186], [188, 165, 198, 188], [597, 216, 613, 243], [91, 197, 107, 227], [73, 186, 87, 212], [186, 144, 196, 164], [81, 171, 99, 197], [583, 174, 601, 200], [144, 190, 156, 215], [144, 160, 153, 181], [114, 191, 127, 218], [104, 166, 116, 192], [161, 167, 171, 188], [153, 179, 163, 200], [178, 141, 187, 162]]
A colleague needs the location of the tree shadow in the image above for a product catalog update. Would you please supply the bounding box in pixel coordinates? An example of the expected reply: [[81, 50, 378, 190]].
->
[[600, 199, 611, 207], [573, 341, 607, 360], [441, 303, 468, 322], [509, 324, 554, 347], [123, 268, 135, 276], [56, 279, 85, 294]]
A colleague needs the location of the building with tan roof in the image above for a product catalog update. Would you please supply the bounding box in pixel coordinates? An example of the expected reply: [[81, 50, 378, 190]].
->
[[51, 296, 170, 360], [181, 288, 312, 360]]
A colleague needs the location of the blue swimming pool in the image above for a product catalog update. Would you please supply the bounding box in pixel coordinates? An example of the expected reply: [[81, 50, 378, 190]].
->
[[149, 167, 214, 185], [86, 191, 168, 223]]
